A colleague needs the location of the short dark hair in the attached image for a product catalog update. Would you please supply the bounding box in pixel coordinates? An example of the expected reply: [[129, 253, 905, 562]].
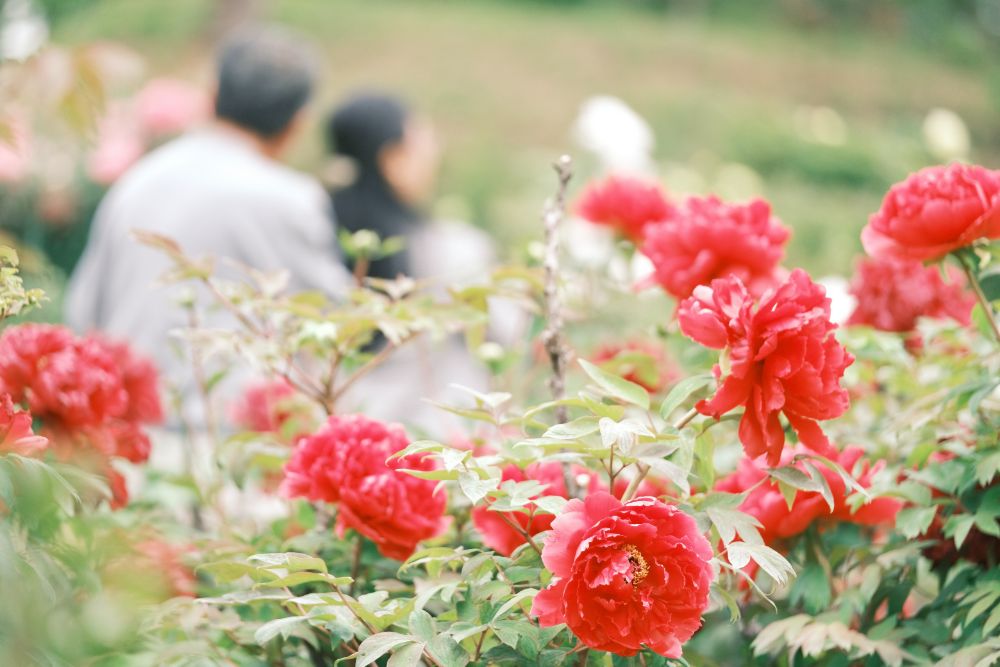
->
[[214, 27, 316, 138]]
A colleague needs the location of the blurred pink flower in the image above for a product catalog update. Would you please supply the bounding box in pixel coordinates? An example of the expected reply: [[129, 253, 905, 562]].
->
[[87, 104, 145, 185], [135, 78, 209, 137], [0, 116, 31, 184]]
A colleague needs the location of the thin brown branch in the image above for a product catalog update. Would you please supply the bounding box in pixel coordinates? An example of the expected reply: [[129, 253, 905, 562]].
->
[[496, 510, 543, 556], [958, 251, 1000, 345], [540, 155, 579, 499]]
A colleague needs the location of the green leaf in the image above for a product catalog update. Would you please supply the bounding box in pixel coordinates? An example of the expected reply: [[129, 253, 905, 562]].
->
[[254, 616, 308, 646], [947, 514, 976, 549], [356, 632, 419, 667], [578, 359, 650, 409], [409, 609, 436, 642], [659, 373, 714, 420], [895, 506, 938, 540], [248, 552, 328, 573], [491, 589, 538, 623], [428, 634, 469, 667], [789, 562, 831, 614], [387, 641, 426, 667], [727, 542, 795, 586], [458, 471, 500, 504], [803, 462, 834, 512]]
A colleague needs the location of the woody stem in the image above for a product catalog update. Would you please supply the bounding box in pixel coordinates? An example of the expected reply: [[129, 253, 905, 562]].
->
[[957, 252, 1000, 345]]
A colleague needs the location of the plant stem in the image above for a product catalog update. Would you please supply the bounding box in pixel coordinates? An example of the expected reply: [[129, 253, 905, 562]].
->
[[349, 533, 363, 596], [540, 155, 578, 498], [621, 407, 699, 502], [496, 510, 543, 556], [958, 252, 1000, 345]]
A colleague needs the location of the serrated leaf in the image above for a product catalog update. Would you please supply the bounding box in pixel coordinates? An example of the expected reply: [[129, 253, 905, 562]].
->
[[895, 506, 938, 540], [727, 542, 795, 586]]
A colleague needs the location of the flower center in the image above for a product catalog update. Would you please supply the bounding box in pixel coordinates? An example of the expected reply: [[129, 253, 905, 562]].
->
[[624, 544, 649, 587]]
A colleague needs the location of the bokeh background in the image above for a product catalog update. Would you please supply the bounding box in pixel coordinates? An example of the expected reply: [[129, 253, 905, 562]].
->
[[3, 0, 999, 319]]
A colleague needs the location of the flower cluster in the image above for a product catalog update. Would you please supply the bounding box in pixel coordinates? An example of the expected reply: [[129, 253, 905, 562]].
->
[[847, 255, 973, 338], [576, 175, 673, 241], [862, 163, 1000, 261], [532, 493, 713, 658], [678, 270, 854, 465], [715, 446, 901, 548], [0, 324, 163, 505], [642, 196, 790, 300], [282, 414, 448, 560]]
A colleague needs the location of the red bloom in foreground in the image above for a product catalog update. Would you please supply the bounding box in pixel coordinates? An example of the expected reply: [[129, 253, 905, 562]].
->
[[472, 463, 605, 556], [862, 163, 1000, 262], [576, 175, 673, 241], [591, 340, 679, 393], [532, 493, 712, 658], [0, 393, 47, 456], [847, 255, 973, 335], [715, 446, 901, 547], [678, 270, 854, 466], [282, 414, 448, 560], [642, 196, 790, 300]]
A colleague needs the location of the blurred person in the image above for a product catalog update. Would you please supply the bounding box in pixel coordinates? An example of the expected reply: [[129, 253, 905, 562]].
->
[[66, 27, 351, 429], [325, 92, 516, 437]]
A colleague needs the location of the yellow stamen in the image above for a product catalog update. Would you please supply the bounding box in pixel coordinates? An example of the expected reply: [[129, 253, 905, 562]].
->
[[624, 544, 649, 587]]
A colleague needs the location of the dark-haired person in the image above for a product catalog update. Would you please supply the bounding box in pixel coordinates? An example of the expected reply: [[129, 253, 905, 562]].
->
[[323, 92, 524, 437], [66, 28, 351, 427]]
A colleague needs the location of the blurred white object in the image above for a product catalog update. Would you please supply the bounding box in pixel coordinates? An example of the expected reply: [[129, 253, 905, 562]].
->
[[563, 215, 615, 268], [792, 105, 847, 146], [817, 275, 856, 326], [573, 95, 655, 175], [0, 0, 47, 61], [922, 108, 970, 162]]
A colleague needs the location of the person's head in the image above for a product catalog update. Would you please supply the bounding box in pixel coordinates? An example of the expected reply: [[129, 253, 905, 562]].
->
[[214, 27, 317, 157], [326, 92, 440, 207]]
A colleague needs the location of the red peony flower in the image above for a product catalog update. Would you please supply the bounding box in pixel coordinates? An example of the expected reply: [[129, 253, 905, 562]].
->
[[231, 378, 307, 438], [641, 195, 790, 301], [590, 340, 679, 393], [715, 446, 902, 548], [0, 325, 162, 506], [472, 463, 605, 556], [532, 492, 713, 658], [282, 414, 448, 560], [862, 163, 1000, 262], [576, 175, 673, 241], [0, 393, 47, 456], [847, 255, 973, 335], [678, 270, 854, 466], [102, 337, 164, 425]]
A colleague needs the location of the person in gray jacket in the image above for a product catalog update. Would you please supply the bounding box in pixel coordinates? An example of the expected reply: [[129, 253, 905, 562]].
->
[[65, 27, 351, 427]]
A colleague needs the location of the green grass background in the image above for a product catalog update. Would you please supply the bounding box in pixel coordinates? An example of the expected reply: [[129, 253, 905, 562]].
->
[[47, 0, 1000, 277]]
